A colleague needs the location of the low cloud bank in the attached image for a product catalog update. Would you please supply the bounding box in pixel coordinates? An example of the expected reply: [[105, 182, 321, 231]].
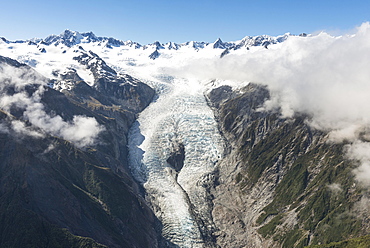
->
[[169, 22, 370, 186], [0, 65, 104, 148]]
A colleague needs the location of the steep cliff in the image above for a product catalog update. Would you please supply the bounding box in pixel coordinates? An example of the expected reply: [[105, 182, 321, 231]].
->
[[207, 84, 369, 247], [0, 56, 158, 248]]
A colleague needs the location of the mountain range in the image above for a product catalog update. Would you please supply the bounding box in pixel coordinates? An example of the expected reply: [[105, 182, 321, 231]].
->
[[0, 30, 369, 248], [2, 29, 293, 50]]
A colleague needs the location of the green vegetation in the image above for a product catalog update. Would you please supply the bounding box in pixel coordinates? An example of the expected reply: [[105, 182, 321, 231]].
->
[[209, 83, 370, 248], [282, 228, 308, 248], [307, 235, 370, 248], [258, 214, 284, 237], [250, 130, 363, 247], [241, 117, 309, 187], [223, 108, 364, 247]]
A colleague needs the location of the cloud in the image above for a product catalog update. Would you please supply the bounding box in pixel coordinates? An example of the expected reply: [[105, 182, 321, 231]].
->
[[23, 102, 105, 148], [327, 183, 342, 194], [10, 120, 44, 138], [0, 122, 10, 134], [170, 23, 370, 132], [166, 22, 370, 186], [0, 64, 104, 148], [60, 116, 104, 148], [345, 141, 370, 187], [43, 143, 56, 154]]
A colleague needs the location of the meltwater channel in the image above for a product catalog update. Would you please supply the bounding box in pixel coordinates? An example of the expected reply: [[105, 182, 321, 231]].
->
[[128, 77, 224, 247]]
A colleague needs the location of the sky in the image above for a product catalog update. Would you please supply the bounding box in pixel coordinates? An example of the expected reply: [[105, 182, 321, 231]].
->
[[0, 0, 369, 44]]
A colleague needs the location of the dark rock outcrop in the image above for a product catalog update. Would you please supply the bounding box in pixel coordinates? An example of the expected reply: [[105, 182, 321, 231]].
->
[[167, 142, 185, 173], [0, 55, 160, 247], [149, 49, 160, 60]]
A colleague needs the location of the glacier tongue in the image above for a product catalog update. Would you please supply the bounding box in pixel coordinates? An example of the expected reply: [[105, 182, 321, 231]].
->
[[128, 77, 224, 247]]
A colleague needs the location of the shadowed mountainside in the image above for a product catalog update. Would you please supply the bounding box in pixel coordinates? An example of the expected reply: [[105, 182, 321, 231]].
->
[[0, 56, 160, 248]]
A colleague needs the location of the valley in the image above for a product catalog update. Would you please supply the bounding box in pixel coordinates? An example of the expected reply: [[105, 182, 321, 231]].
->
[[0, 29, 370, 247]]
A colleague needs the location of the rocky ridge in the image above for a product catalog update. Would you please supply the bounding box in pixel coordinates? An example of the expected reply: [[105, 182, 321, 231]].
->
[[206, 84, 368, 247], [0, 55, 159, 247], [1, 30, 293, 61]]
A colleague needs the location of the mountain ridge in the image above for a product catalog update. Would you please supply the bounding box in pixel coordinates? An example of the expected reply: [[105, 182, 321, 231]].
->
[[2, 29, 295, 51], [0, 54, 161, 247]]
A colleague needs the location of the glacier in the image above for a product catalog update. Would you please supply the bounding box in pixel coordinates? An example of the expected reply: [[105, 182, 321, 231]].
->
[[128, 76, 224, 247]]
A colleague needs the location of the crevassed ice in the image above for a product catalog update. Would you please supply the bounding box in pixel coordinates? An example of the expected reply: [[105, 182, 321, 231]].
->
[[128, 77, 224, 247]]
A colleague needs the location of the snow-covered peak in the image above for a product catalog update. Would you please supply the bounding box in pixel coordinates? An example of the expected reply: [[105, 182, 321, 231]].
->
[[122, 40, 142, 48], [234, 33, 292, 49], [212, 38, 226, 49], [43, 30, 131, 49], [0, 30, 299, 90], [44, 30, 100, 47], [165, 42, 179, 50], [184, 41, 207, 50], [2, 30, 296, 54], [0, 37, 10, 44], [145, 41, 164, 50]]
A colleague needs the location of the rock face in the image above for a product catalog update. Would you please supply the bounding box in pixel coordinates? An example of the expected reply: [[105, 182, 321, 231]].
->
[[207, 83, 369, 248], [166, 142, 185, 173], [0, 56, 159, 248], [149, 49, 160, 60]]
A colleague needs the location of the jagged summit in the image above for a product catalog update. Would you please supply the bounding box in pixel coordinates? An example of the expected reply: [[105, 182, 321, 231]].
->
[[43, 29, 134, 48], [0, 37, 9, 44], [40, 30, 295, 50], [0, 30, 302, 75], [231, 33, 291, 49], [0, 30, 299, 69], [185, 40, 207, 50], [212, 38, 226, 49], [144, 41, 164, 50], [166, 41, 179, 50], [1, 30, 298, 54], [45, 30, 93, 46]]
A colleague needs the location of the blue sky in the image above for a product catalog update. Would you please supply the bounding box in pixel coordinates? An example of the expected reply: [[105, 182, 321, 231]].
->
[[1, 0, 369, 44]]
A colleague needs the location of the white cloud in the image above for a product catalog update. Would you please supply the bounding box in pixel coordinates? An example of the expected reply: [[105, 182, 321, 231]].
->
[[327, 124, 364, 143], [0, 122, 10, 134], [22, 103, 105, 148], [166, 22, 370, 186], [0, 63, 44, 91], [43, 143, 56, 154], [10, 120, 44, 138], [170, 23, 370, 133], [0, 64, 104, 148], [345, 141, 370, 187], [58, 115, 105, 148], [327, 183, 342, 194]]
